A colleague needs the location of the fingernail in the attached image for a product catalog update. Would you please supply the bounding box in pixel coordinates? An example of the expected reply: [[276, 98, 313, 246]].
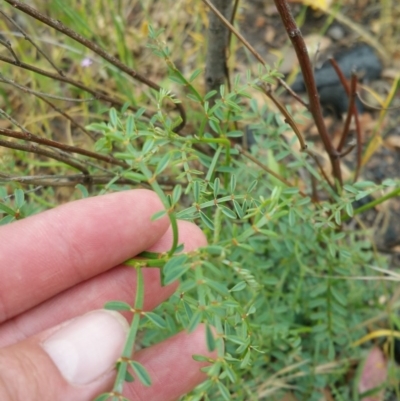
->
[[42, 310, 128, 385]]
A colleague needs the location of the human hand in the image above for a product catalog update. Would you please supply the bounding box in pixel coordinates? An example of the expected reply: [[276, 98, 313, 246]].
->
[[0, 189, 216, 401]]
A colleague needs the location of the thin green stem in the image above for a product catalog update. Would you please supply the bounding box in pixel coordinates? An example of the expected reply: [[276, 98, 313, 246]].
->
[[124, 257, 167, 267], [343, 187, 400, 222], [139, 162, 179, 256], [112, 267, 144, 394], [205, 146, 223, 182]]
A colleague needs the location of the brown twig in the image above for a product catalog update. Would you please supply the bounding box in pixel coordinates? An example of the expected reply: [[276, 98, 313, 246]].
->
[[328, 60, 357, 152], [0, 31, 19, 64], [202, 0, 307, 108], [0, 184, 44, 200], [0, 107, 127, 170], [236, 144, 307, 198], [311, 175, 320, 203], [3, 0, 186, 132], [328, 58, 362, 182], [0, 9, 64, 76], [304, 149, 334, 189], [273, 0, 342, 188], [0, 128, 129, 168], [0, 138, 89, 175], [339, 143, 356, 158], [259, 82, 307, 151], [0, 107, 29, 133], [0, 172, 178, 189], [0, 54, 149, 117], [34, 95, 97, 141], [0, 172, 120, 187], [0, 73, 95, 102]]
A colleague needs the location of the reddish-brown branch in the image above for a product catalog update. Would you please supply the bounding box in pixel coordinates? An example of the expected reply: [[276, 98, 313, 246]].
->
[[329, 59, 362, 181], [339, 143, 356, 158], [273, 0, 342, 188], [0, 128, 129, 168], [0, 138, 89, 175], [0, 173, 179, 189]]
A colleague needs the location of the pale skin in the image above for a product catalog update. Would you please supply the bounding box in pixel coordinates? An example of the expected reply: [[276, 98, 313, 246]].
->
[[0, 189, 217, 401]]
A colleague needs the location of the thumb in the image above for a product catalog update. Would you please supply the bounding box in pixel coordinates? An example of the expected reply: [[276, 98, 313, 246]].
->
[[0, 310, 128, 401]]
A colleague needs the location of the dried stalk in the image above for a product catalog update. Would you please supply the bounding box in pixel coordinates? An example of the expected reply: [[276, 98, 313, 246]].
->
[[0, 173, 131, 187], [0, 173, 178, 189], [202, 0, 307, 108], [0, 54, 149, 117], [0, 9, 64, 76], [3, 0, 187, 132], [0, 73, 94, 102], [34, 95, 97, 141], [328, 59, 362, 182], [0, 128, 129, 168], [236, 145, 307, 198], [273, 0, 342, 188], [0, 31, 19, 63], [0, 138, 89, 175]]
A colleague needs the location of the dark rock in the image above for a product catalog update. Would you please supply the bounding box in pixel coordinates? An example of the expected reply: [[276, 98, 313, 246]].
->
[[291, 44, 383, 116], [318, 84, 364, 116], [292, 44, 382, 92]]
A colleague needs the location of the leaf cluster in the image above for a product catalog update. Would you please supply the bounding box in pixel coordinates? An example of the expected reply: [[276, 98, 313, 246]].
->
[[82, 40, 399, 400]]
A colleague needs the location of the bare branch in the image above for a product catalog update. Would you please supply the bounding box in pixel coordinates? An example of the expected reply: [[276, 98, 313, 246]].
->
[[0, 138, 89, 175], [328, 59, 362, 182], [259, 82, 307, 151], [35, 95, 97, 141], [3, 0, 187, 132], [0, 54, 150, 117], [0, 31, 19, 63], [0, 73, 95, 102], [273, 0, 342, 188], [202, 0, 308, 108], [0, 9, 64, 76], [0, 128, 129, 168], [236, 144, 307, 198]]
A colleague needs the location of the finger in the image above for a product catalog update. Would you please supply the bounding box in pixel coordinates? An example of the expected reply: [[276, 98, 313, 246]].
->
[[0, 310, 129, 401], [0, 189, 169, 322], [0, 313, 216, 401], [125, 324, 218, 401], [0, 221, 207, 348]]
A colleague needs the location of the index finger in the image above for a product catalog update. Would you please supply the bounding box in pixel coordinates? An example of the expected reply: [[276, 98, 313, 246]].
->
[[0, 189, 169, 323]]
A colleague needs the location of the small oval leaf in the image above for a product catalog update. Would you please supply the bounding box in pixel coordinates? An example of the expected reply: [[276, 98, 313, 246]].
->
[[129, 361, 152, 386], [104, 301, 132, 311], [145, 312, 167, 328]]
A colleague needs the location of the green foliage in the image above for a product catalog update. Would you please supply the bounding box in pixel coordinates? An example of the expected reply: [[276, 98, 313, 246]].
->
[[83, 38, 400, 399]]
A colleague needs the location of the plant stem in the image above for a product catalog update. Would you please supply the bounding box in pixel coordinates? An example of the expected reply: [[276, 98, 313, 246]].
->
[[112, 267, 144, 394], [351, 187, 400, 218], [273, 0, 342, 189]]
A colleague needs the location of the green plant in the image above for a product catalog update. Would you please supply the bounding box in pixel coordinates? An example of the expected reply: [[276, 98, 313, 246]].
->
[[78, 31, 398, 399]]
